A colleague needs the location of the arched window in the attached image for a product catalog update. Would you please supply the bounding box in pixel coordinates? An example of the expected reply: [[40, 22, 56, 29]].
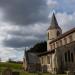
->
[[71, 53, 74, 62], [56, 41, 59, 47], [68, 50, 70, 62], [48, 32, 49, 40], [64, 38, 67, 44], [65, 52, 67, 62], [69, 35, 73, 43], [57, 31, 60, 36], [60, 40, 62, 46], [47, 56, 50, 64], [64, 51, 74, 62]]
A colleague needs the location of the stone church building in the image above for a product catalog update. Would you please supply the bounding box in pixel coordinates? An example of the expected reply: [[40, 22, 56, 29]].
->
[[23, 13, 75, 74]]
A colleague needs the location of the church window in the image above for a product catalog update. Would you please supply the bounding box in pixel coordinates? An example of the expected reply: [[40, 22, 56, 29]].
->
[[64, 38, 67, 44], [71, 53, 74, 62], [69, 35, 73, 43], [68, 50, 70, 62], [47, 56, 50, 64], [48, 32, 49, 40], [65, 52, 67, 62], [60, 40, 62, 46], [57, 31, 60, 36], [65, 51, 73, 62]]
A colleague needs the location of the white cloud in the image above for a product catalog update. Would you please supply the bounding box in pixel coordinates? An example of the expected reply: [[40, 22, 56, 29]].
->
[[0, 47, 24, 62], [56, 12, 75, 32], [46, 0, 58, 8]]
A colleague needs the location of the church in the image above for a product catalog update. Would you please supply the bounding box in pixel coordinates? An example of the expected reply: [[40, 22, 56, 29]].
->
[[23, 13, 75, 74]]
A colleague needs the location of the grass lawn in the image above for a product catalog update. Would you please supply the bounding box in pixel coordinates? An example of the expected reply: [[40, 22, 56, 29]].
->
[[0, 62, 67, 75], [0, 62, 22, 70], [0, 62, 22, 75]]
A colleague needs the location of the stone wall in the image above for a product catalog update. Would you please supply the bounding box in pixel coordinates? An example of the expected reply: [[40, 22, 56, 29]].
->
[[56, 41, 75, 72]]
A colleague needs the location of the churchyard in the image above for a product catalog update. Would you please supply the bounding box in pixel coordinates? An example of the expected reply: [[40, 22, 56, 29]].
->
[[0, 62, 66, 75]]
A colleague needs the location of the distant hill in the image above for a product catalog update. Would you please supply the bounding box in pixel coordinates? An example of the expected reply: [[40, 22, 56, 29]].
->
[[27, 41, 47, 53]]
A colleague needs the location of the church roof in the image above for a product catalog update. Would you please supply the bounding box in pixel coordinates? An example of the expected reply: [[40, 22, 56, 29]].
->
[[48, 13, 61, 30]]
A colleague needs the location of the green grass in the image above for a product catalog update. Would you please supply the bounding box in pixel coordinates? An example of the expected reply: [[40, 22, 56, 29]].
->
[[0, 62, 22, 75], [0, 62, 22, 70]]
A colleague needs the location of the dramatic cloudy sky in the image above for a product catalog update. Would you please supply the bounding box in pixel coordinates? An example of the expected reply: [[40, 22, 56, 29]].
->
[[0, 0, 75, 62]]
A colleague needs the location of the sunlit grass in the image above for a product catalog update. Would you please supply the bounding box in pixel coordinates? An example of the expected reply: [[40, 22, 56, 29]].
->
[[0, 62, 22, 70]]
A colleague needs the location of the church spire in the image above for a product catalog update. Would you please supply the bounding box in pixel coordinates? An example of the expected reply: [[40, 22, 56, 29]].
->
[[48, 13, 61, 30]]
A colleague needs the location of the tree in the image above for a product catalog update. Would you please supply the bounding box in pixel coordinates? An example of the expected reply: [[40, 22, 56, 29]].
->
[[27, 41, 47, 53]]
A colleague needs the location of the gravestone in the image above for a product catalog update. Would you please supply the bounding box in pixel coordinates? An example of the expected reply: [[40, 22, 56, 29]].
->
[[2, 67, 12, 75], [12, 71, 20, 75]]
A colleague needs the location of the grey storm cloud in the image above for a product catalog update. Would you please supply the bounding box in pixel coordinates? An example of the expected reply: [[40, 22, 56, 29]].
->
[[0, 0, 49, 25], [3, 37, 39, 48], [0, 0, 49, 48], [3, 33, 46, 48], [2, 25, 46, 48], [6, 27, 46, 38]]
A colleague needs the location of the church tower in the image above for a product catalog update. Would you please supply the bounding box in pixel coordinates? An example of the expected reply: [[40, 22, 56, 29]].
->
[[47, 13, 62, 51]]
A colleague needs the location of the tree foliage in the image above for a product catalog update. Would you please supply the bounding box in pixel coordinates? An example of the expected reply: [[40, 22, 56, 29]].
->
[[27, 41, 47, 53]]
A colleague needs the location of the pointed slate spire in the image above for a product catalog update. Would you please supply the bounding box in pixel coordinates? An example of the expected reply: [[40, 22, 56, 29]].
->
[[48, 13, 61, 30]]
